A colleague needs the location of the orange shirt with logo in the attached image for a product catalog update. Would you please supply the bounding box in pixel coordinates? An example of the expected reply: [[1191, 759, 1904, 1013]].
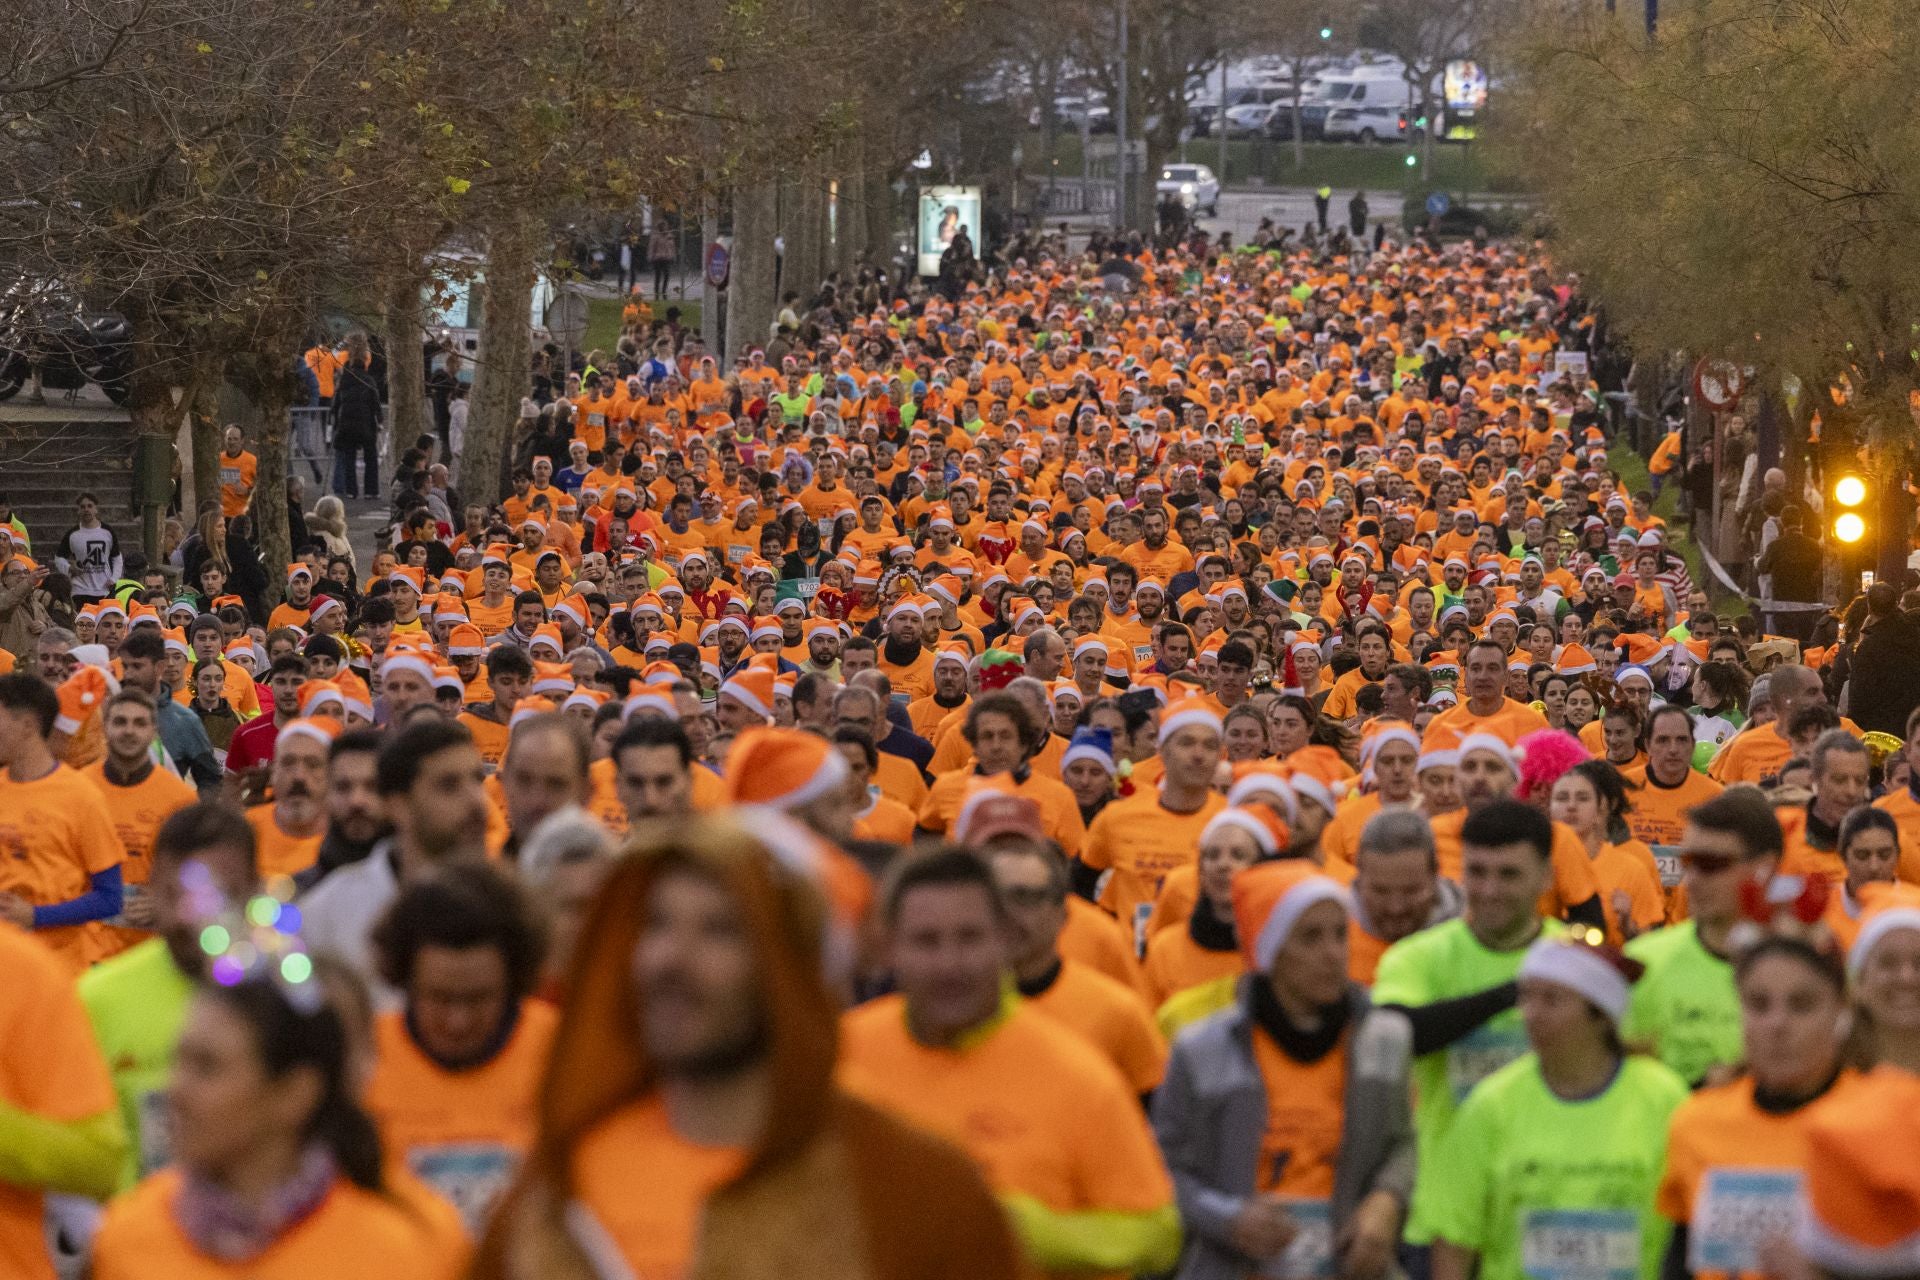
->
[[364, 1001, 557, 1237], [1082, 789, 1227, 954], [0, 763, 127, 969], [244, 805, 325, 880]]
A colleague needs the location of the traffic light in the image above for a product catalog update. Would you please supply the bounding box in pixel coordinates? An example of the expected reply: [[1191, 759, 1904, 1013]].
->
[[1320, 24, 1333, 39], [1319, 13, 1333, 38], [1833, 472, 1868, 544]]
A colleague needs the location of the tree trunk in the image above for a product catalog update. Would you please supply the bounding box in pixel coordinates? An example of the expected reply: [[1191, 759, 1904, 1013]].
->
[[466, 217, 538, 503], [786, 175, 826, 299], [835, 138, 868, 275], [184, 365, 225, 521], [728, 181, 778, 357], [865, 169, 895, 273], [383, 272, 428, 452], [251, 386, 292, 610]]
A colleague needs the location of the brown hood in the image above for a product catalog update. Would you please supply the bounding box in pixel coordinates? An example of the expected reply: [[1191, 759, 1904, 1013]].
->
[[473, 813, 841, 1278], [538, 811, 838, 1172]]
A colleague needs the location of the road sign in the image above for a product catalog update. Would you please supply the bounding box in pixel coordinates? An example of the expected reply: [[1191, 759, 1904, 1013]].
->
[[1425, 192, 1451, 217], [704, 241, 731, 290], [543, 291, 589, 348], [1694, 359, 1746, 410]]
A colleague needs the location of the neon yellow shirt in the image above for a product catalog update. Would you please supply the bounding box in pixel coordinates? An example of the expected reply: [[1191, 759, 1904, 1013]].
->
[[78, 939, 194, 1189], [1370, 916, 1563, 1242], [1623, 921, 1741, 1086], [1429, 1053, 1687, 1280]]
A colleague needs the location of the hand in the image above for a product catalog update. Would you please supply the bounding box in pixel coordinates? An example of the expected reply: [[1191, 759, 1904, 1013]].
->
[[122, 892, 156, 929], [1610, 890, 1638, 940], [1230, 1196, 1299, 1262], [0, 894, 35, 928], [1338, 1191, 1401, 1280]]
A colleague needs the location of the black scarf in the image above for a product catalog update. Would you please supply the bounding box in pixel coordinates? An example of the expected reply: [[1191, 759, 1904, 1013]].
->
[[882, 636, 922, 667], [1247, 977, 1350, 1063], [1188, 897, 1238, 952]]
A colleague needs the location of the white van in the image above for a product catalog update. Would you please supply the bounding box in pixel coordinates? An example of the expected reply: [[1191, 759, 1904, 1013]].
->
[[1300, 71, 1409, 139]]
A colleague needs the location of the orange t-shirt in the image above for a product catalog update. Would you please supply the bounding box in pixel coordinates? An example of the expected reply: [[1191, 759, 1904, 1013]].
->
[[838, 995, 1174, 1221], [1623, 765, 1725, 893], [1656, 1072, 1865, 1280], [81, 762, 196, 958], [1082, 789, 1227, 954], [1249, 1025, 1348, 1198], [218, 450, 258, 518], [1422, 697, 1550, 747], [568, 1093, 748, 1280], [1024, 960, 1166, 1095], [853, 792, 919, 846], [244, 805, 325, 880], [0, 763, 127, 969], [1141, 922, 1244, 1012], [0, 922, 118, 1280], [458, 711, 511, 770], [364, 1001, 558, 1236], [91, 1167, 461, 1280], [1059, 896, 1146, 998]]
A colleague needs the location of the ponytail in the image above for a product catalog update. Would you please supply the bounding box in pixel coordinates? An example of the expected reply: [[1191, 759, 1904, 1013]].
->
[[307, 1089, 385, 1192]]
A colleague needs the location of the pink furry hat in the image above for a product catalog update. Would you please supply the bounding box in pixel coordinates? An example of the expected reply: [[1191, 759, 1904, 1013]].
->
[[1514, 728, 1592, 801]]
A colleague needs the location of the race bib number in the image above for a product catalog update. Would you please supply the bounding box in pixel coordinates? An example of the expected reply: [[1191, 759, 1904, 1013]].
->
[[1521, 1209, 1639, 1280], [1651, 846, 1683, 889], [727, 544, 749, 564], [1133, 902, 1155, 958], [1259, 1199, 1334, 1279], [409, 1142, 519, 1234], [1445, 1023, 1527, 1102], [1133, 643, 1154, 666], [137, 1089, 172, 1176], [1689, 1169, 1800, 1275]]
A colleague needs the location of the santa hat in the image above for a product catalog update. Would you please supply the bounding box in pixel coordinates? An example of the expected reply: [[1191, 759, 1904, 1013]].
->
[[1518, 937, 1640, 1026], [719, 668, 777, 721], [953, 784, 1044, 847], [509, 697, 558, 730], [623, 689, 679, 720], [1158, 696, 1224, 747], [1455, 731, 1519, 775], [54, 664, 116, 736], [447, 624, 485, 658], [1555, 643, 1596, 676], [1061, 726, 1117, 776], [334, 672, 374, 722], [1359, 724, 1421, 764], [563, 688, 609, 716], [380, 651, 437, 687], [1201, 806, 1287, 859], [278, 715, 343, 751], [552, 595, 592, 630], [1226, 764, 1299, 825], [1232, 861, 1351, 972], [724, 726, 849, 809], [297, 680, 345, 717], [528, 625, 566, 658], [309, 595, 345, 624], [1794, 1068, 1920, 1278], [432, 666, 465, 695], [531, 661, 576, 697], [1850, 884, 1920, 977]]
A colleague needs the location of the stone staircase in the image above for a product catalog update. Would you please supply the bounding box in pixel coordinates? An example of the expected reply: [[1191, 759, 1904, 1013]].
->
[[0, 391, 142, 556]]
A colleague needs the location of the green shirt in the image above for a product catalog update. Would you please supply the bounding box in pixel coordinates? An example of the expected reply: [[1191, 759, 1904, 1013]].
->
[[1429, 1054, 1687, 1280], [79, 938, 196, 1189], [1372, 916, 1563, 1241], [1623, 921, 1741, 1086]]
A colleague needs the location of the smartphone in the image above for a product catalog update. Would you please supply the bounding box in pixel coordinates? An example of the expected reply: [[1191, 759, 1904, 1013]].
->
[[1864, 571, 1876, 589]]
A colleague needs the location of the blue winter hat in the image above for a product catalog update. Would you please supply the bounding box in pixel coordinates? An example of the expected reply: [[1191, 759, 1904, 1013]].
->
[[1061, 726, 1116, 776]]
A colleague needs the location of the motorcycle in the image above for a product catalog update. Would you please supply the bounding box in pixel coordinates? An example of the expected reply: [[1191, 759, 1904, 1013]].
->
[[0, 281, 133, 405]]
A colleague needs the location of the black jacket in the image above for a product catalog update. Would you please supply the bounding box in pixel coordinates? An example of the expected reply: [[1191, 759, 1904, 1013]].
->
[[1849, 613, 1920, 737], [331, 361, 383, 442]]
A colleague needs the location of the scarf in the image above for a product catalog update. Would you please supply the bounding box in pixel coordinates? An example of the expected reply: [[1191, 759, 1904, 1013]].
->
[[1247, 976, 1350, 1064], [173, 1144, 338, 1262]]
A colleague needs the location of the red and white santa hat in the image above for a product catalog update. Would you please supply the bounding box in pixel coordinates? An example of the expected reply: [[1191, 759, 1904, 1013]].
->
[[1157, 696, 1224, 747]]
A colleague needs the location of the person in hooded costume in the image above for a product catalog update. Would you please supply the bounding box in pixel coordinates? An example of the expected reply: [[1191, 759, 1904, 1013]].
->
[[473, 810, 1021, 1280]]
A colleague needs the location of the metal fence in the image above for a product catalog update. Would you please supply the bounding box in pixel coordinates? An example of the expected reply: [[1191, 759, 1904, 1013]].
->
[[1033, 180, 1118, 217]]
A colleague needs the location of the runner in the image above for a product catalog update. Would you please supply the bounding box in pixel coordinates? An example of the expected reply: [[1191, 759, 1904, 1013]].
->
[[1428, 937, 1686, 1280]]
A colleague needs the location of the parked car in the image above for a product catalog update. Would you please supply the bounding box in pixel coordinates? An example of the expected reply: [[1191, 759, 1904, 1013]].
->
[[1155, 164, 1220, 216], [1263, 103, 1300, 141], [1190, 82, 1294, 136], [1323, 104, 1413, 143], [1221, 103, 1277, 138]]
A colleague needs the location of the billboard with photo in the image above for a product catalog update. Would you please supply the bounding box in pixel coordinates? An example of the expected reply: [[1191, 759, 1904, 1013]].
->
[[918, 186, 982, 277], [1443, 60, 1487, 140]]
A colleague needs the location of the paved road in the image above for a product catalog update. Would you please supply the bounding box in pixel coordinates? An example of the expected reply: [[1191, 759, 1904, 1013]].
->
[[1193, 187, 1406, 242]]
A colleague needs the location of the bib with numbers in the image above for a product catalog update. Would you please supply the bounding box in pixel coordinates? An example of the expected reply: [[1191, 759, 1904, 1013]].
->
[[136, 1089, 172, 1176], [1259, 1199, 1334, 1279], [409, 1142, 519, 1234], [1650, 846, 1683, 889], [1688, 1168, 1800, 1275], [1520, 1208, 1640, 1280]]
